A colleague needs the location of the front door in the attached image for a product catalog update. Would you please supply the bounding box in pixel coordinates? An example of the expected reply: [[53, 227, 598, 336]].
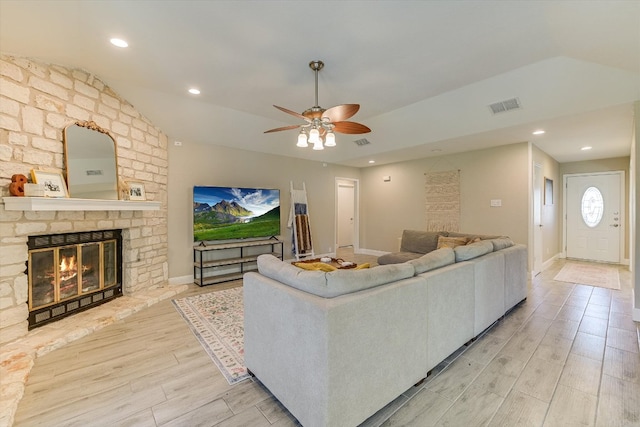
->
[[565, 172, 623, 263]]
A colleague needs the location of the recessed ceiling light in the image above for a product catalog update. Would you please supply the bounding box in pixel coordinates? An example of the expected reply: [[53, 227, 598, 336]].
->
[[581, 146, 592, 151], [109, 38, 128, 48], [368, 160, 375, 164], [532, 130, 545, 135], [188, 88, 201, 95]]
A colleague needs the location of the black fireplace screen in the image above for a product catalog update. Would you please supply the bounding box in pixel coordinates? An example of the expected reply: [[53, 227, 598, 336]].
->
[[27, 230, 122, 329]]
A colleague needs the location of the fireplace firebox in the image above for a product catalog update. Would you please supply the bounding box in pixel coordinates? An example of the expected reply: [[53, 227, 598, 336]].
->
[[27, 230, 123, 329]]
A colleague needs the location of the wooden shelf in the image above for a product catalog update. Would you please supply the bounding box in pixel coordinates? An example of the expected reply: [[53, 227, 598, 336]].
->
[[2, 197, 161, 211]]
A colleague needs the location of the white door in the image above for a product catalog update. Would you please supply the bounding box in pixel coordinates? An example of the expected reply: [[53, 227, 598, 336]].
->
[[533, 163, 543, 275], [337, 182, 355, 248], [566, 172, 622, 263]]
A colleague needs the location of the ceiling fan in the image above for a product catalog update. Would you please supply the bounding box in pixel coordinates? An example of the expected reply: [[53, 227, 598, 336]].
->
[[264, 60, 371, 150]]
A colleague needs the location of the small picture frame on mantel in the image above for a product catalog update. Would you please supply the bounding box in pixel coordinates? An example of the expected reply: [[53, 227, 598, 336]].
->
[[31, 169, 69, 198], [127, 181, 146, 201]]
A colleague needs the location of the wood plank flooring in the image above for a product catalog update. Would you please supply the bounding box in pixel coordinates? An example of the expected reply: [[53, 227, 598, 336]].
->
[[14, 253, 640, 426]]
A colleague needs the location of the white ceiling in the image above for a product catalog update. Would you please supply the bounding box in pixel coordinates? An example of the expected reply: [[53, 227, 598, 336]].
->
[[1, 1, 638, 167]]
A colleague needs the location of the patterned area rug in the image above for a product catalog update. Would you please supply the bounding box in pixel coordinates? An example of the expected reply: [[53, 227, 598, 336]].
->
[[553, 262, 620, 290], [172, 287, 250, 384]]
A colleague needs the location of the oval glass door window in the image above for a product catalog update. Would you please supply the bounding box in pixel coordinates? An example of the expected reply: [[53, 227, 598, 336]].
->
[[581, 186, 604, 227]]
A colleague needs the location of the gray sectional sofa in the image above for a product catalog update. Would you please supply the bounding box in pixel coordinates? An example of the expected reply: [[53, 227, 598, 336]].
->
[[243, 230, 527, 427]]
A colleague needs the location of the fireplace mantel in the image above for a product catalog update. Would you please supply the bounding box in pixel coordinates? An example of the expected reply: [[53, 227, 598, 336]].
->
[[2, 197, 161, 211]]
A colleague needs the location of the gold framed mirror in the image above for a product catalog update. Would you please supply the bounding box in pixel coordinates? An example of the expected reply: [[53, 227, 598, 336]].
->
[[63, 121, 119, 200]]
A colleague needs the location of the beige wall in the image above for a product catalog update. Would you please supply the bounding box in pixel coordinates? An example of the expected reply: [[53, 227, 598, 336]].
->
[[532, 145, 562, 263], [559, 156, 631, 260], [167, 141, 360, 280], [359, 143, 530, 253]]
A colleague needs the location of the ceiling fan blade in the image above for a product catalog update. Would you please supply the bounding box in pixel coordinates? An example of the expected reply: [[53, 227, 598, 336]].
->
[[332, 121, 371, 134], [264, 124, 302, 134], [273, 105, 311, 122], [322, 104, 360, 122]]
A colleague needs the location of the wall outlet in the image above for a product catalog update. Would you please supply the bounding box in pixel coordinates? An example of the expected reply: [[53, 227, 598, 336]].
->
[[174, 140, 182, 146], [328, 247, 332, 253]]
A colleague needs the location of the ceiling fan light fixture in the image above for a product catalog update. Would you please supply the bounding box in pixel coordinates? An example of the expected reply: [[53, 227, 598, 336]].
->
[[309, 128, 320, 144], [297, 131, 309, 147], [324, 132, 336, 147], [264, 60, 370, 151]]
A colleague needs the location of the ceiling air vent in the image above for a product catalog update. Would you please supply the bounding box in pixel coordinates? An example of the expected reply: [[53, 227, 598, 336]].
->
[[353, 138, 371, 146], [488, 97, 521, 114]]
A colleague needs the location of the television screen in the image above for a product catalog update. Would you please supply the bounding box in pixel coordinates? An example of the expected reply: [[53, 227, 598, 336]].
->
[[193, 186, 280, 242]]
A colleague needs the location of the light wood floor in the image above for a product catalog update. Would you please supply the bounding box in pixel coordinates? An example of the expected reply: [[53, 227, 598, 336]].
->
[[14, 252, 640, 426]]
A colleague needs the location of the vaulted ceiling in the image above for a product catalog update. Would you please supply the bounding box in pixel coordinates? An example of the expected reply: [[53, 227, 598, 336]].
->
[[1, 1, 638, 167]]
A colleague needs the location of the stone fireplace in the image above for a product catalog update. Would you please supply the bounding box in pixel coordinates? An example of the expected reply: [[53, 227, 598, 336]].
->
[[0, 54, 180, 427], [27, 229, 123, 329], [0, 54, 170, 344]]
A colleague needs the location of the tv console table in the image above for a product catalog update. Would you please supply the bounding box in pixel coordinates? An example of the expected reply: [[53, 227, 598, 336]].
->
[[193, 239, 283, 286]]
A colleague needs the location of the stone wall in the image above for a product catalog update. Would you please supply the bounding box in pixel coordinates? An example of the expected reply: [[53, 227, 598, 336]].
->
[[0, 54, 169, 345]]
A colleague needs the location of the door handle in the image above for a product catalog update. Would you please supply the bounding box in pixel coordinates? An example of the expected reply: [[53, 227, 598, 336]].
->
[[610, 224, 619, 227], [538, 224, 543, 227]]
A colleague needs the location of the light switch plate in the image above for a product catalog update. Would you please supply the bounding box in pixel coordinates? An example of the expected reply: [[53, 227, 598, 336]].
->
[[490, 199, 502, 207]]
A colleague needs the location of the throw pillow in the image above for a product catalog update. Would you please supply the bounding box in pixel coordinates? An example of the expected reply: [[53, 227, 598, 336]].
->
[[400, 230, 448, 254], [437, 235, 469, 249]]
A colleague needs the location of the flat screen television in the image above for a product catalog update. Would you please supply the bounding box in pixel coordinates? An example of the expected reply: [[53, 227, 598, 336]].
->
[[193, 186, 280, 242]]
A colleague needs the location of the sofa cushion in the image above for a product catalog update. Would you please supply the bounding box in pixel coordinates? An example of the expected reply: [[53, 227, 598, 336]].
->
[[436, 235, 469, 249], [325, 263, 415, 297], [377, 251, 423, 265], [489, 237, 515, 251], [257, 254, 414, 298], [400, 230, 448, 254], [407, 247, 455, 274], [454, 240, 494, 262], [257, 254, 327, 294]]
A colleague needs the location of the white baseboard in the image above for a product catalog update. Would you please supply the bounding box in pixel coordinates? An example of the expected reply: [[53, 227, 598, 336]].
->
[[169, 275, 193, 286], [542, 253, 562, 271]]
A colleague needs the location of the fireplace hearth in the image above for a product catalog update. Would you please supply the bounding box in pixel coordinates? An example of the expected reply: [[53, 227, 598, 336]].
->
[[27, 230, 123, 329]]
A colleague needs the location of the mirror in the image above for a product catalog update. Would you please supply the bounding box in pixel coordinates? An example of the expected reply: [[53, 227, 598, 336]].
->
[[63, 121, 119, 200]]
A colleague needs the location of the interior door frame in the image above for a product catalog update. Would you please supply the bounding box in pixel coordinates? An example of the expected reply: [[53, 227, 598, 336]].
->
[[532, 163, 543, 276], [562, 171, 625, 262], [335, 177, 359, 253]]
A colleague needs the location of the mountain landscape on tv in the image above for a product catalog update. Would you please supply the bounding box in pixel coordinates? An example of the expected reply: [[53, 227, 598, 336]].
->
[[193, 187, 280, 241]]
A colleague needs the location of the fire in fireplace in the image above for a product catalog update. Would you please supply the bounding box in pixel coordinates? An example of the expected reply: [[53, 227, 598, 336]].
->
[[27, 230, 122, 329]]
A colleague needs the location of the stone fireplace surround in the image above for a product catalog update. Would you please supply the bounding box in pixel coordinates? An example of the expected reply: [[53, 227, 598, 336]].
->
[[0, 55, 185, 426]]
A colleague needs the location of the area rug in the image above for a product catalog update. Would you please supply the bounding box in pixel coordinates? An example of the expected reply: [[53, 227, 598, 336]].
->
[[172, 286, 250, 384], [553, 262, 620, 290]]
